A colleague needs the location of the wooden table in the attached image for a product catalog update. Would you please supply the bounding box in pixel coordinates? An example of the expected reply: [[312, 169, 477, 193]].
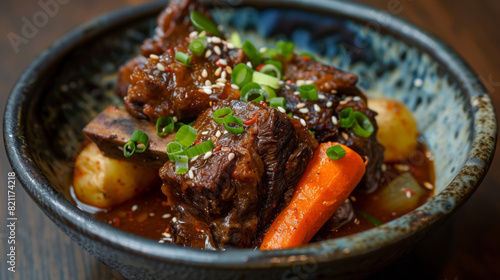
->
[[1, 0, 499, 279]]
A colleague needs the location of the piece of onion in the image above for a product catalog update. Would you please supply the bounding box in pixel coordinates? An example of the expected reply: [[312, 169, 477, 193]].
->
[[375, 172, 424, 215]]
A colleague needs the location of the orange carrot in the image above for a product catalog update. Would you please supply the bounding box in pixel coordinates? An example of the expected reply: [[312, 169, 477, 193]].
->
[[260, 142, 366, 250]]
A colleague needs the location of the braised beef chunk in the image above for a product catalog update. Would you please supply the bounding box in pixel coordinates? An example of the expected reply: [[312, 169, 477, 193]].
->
[[116, 55, 147, 99], [278, 83, 384, 193], [124, 38, 246, 122], [160, 100, 317, 248]]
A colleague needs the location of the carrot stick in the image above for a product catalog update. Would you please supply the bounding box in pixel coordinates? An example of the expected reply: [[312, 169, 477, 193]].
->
[[260, 142, 366, 250]]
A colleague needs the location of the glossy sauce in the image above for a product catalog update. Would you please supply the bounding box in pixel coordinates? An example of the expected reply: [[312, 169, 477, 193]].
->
[[73, 140, 434, 246]]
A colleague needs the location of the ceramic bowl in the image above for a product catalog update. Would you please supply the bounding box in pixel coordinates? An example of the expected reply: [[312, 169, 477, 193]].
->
[[4, 0, 496, 279]]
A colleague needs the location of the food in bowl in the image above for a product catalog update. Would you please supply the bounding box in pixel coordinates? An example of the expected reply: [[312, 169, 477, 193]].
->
[[72, 0, 434, 250]]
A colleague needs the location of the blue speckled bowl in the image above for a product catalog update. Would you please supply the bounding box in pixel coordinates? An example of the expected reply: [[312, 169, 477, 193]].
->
[[4, 0, 497, 279]]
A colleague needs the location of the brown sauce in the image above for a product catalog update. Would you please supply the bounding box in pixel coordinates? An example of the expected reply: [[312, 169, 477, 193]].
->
[[72, 139, 434, 246]]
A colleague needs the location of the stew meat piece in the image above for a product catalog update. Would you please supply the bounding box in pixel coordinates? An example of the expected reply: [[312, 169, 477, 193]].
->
[[160, 100, 318, 248]]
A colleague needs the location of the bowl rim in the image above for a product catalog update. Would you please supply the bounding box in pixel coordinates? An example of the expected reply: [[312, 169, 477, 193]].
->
[[4, 0, 497, 269]]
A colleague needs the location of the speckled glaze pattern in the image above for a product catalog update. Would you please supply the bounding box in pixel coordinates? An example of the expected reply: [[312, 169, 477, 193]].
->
[[4, 1, 496, 279]]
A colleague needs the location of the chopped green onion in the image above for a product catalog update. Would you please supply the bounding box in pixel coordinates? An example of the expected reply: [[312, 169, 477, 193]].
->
[[309, 130, 315, 135], [241, 82, 265, 102], [299, 84, 318, 101], [223, 115, 244, 134], [231, 63, 253, 88], [166, 142, 186, 162], [242, 40, 261, 68], [230, 32, 242, 48], [261, 85, 277, 100], [252, 71, 280, 89], [189, 37, 208, 57], [156, 116, 175, 137], [358, 210, 383, 226], [175, 51, 191, 67], [339, 107, 355, 128], [352, 111, 374, 137], [259, 64, 281, 80], [174, 125, 197, 148], [212, 107, 233, 124], [300, 52, 316, 61], [260, 48, 278, 59], [175, 155, 189, 174], [270, 97, 286, 109], [264, 60, 283, 75], [189, 11, 221, 36], [287, 112, 293, 117], [185, 139, 215, 158], [276, 41, 294, 57], [129, 130, 149, 153], [123, 141, 135, 157], [326, 144, 346, 160]]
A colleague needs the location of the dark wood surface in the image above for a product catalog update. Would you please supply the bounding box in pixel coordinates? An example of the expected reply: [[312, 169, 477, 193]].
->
[[1, 0, 499, 279]]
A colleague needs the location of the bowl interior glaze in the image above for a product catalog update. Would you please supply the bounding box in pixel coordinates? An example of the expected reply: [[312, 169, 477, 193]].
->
[[5, 1, 496, 279]]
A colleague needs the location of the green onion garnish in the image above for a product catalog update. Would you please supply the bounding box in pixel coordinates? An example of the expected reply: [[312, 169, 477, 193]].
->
[[166, 142, 186, 162], [223, 115, 245, 134], [174, 125, 197, 148], [299, 84, 318, 101], [189, 37, 208, 57], [264, 60, 283, 75], [358, 210, 383, 226], [230, 32, 242, 48], [309, 130, 315, 135], [231, 63, 253, 88], [175, 51, 191, 67], [189, 11, 221, 36], [252, 71, 280, 89], [339, 107, 355, 128], [185, 139, 215, 158], [175, 155, 189, 174], [213, 107, 233, 124], [241, 82, 265, 103], [326, 144, 346, 160], [156, 116, 175, 137], [260, 48, 278, 60], [352, 112, 374, 138], [242, 40, 261, 68], [270, 97, 286, 109], [123, 130, 149, 157], [261, 85, 277, 100], [259, 64, 281, 80], [300, 52, 316, 61], [276, 41, 294, 57]]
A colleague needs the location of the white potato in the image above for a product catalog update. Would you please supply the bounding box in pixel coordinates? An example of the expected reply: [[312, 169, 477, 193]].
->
[[368, 98, 418, 162], [73, 142, 160, 208]]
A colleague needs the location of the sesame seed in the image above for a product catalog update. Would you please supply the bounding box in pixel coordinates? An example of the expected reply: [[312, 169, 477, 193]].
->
[[246, 61, 252, 68], [259, 47, 267, 52], [149, 213, 155, 217], [189, 31, 198, 38], [149, 54, 159, 60], [215, 130, 221, 138], [221, 71, 227, 79], [203, 88, 212, 95], [199, 31, 206, 37], [188, 169, 194, 179], [224, 130, 228, 134], [191, 155, 199, 162], [214, 45, 222, 55], [131, 205, 138, 212], [202, 69, 208, 78], [226, 42, 234, 49], [216, 78, 227, 84], [157, 63, 165, 71], [296, 80, 305, 86], [204, 151, 213, 160], [172, 217, 177, 223], [228, 153, 235, 161], [343, 248, 351, 254], [205, 80, 212, 86], [381, 163, 387, 172], [162, 232, 172, 238], [339, 100, 349, 105], [395, 164, 410, 171], [217, 82, 226, 87], [162, 213, 171, 219], [331, 115, 338, 125], [285, 85, 291, 90], [215, 67, 222, 76], [218, 59, 228, 66], [221, 147, 230, 152], [225, 66, 232, 74], [326, 101, 333, 108], [353, 96, 361, 101], [305, 80, 314, 85], [314, 104, 321, 112], [318, 94, 326, 99], [297, 103, 306, 109], [299, 118, 307, 126], [205, 49, 212, 58], [136, 143, 145, 150], [173, 116, 178, 122], [424, 182, 434, 190], [279, 80, 284, 85], [299, 108, 309, 114], [341, 132, 349, 140], [206, 37, 212, 43], [293, 91, 300, 96], [277, 106, 286, 113], [414, 78, 423, 87], [331, 89, 338, 94], [231, 84, 239, 90], [211, 37, 222, 44], [201, 131, 209, 135]]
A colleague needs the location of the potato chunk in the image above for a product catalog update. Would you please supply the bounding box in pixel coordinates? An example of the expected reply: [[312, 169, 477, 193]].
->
[[368, 98, 418, 162], [73, 142, 160, 208]]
